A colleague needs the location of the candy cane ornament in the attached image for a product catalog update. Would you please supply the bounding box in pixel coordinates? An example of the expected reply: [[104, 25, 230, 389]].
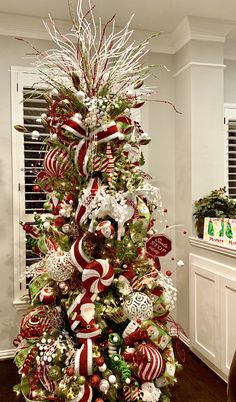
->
[[70, 234, 91, 273], [74, 339, 93, 377]]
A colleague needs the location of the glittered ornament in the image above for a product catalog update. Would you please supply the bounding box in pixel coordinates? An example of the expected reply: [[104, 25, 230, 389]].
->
[[96, 220, 114, 238], [20, 306, 52, 338], [46, 251, 75, 281], [135, 343, 163, 381], [123, 292, 153, 321], [48, 365, 62, 381], [89, 374, 101, 387]]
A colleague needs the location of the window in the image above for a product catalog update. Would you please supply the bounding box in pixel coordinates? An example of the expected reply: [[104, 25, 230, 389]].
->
[[11, 67, 48, 308], [225, 105, 236, 199]]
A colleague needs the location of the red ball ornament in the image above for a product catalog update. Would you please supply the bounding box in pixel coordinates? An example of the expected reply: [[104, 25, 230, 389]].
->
[[33, 185, 41, 192], [163, 208, 168, 213], [166, 270, 172, 276], [96, 356, 105, 367], [66, 367, 74, 376], [95, 399, 104, 402], [89, 374, 101, 387], [64, 194, 74, 204], [31, 384, 38, 391], [39, 287, 56, 305]]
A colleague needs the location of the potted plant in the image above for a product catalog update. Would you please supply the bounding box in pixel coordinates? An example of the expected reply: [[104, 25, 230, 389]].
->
[[193, 188, 236, 238]]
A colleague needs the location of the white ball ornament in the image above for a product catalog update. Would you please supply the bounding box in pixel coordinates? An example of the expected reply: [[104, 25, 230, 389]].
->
[[50, 133, 58, 141], [98, 363, 107, 372], [45, 251, 75, 281], [51, 88, 59, 97], [123, 292, 153, 321], [32, 130, 40, 140], [43, 221, 51, 230], [76, 90, 85, 101], [108, 375, 116, 384], [59, 208, 66, 216]]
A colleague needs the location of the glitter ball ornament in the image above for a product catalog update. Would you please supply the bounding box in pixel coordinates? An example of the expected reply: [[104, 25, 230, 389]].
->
[[123, 292, 153, 321], [45, 251, 75, 281]]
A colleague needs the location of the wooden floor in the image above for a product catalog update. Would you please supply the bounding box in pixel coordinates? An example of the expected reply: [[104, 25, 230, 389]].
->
[[0, 351, 227, 401]]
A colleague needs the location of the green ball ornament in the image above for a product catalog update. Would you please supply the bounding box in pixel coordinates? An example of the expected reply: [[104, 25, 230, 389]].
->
[[48, 365, 62, 381], [77, 375, 86, 385], [43, 201, 51, 210], [71, 382, 81, 393]]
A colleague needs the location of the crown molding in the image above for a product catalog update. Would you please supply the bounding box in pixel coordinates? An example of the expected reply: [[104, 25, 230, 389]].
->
[[0, 12, 173, 54], [225, 40, 236, 60], [173, 62, 226, 78], [172, 16, 235, 53], [0, 12, 235, 56]]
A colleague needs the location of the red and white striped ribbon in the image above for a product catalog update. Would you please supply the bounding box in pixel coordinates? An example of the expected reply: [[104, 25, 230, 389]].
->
[[37, 363, 56, 393], [75, 177, 100, 226], [62, 114, 87, 138], [74, 139, 91, 177]]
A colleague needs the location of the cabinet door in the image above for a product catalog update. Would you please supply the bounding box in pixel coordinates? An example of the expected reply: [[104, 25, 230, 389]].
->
[[220, 277, 236, 376], [189, 255, 221, 367]]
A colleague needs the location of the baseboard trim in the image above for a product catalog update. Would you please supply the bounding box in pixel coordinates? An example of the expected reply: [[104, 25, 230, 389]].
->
[[0, 349, 15, 360]]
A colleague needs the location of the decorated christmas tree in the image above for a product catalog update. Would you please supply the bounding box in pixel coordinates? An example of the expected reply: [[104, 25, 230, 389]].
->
[[13, 2, 184, 401]]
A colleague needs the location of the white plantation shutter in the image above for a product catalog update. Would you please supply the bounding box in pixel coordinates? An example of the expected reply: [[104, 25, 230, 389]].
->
[[225, 106, 236, 199], [11, 67, 49, 307]]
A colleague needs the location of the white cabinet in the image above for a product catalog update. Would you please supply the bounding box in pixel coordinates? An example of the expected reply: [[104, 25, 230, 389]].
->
[[189, 252, 236, 381]]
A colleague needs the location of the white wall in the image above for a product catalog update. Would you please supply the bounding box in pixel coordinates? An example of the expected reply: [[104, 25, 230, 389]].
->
[[225, 59, 236, 104], [0, 35, 52, 352]]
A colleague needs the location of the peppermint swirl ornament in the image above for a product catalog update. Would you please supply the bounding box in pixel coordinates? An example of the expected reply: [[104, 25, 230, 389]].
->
[[82, 259, 114, 293], [44, 147, 70, 178], [46, 251, 75, 281], [135, 343, 163, 381], [123, 292, 153, 321]]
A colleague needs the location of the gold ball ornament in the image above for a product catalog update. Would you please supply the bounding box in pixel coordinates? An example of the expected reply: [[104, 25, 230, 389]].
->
[[48, 365, 62, 381]]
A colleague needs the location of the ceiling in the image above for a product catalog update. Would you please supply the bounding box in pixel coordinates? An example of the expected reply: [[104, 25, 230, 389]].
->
[[1, 0, 236, 36]]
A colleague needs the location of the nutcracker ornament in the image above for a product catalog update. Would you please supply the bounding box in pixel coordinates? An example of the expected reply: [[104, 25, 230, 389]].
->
[[13, 1, 184, 401]]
